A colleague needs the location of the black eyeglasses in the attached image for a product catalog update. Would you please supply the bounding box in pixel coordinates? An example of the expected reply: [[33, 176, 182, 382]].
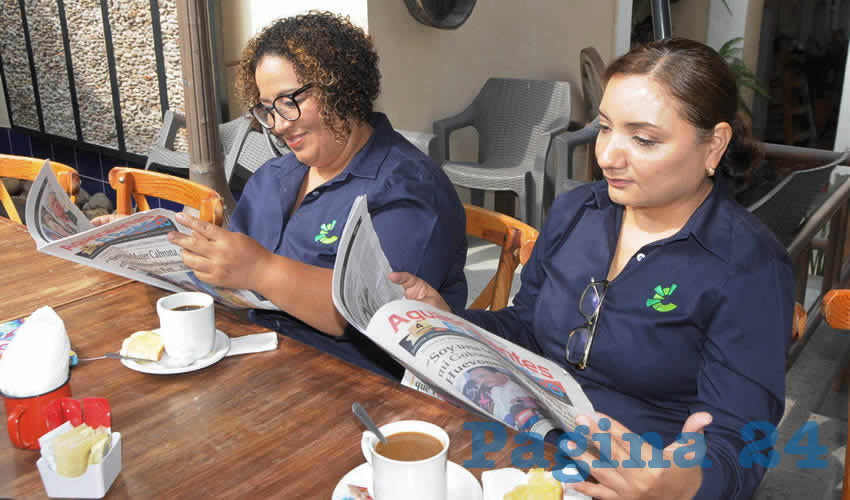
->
[[565, 278, 609, 370], [251, 83, 313, 128]]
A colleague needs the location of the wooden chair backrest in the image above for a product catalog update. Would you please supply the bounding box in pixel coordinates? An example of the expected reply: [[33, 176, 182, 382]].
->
[[822, 289, 850, 330], [0, 154, 79, 224], [818, 289, 850, 500], [792, 302, 806, 343], [108, 167, 224, 226], [465, 204, 538, 311]]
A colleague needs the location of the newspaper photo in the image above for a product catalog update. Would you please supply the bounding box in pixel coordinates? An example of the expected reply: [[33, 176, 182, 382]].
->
[[24, 161, 279, 311], [332, 195, 594, 439]]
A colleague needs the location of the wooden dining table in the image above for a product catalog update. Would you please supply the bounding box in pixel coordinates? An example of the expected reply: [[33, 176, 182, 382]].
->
[[0, 219, 548, 498], [0, 217, 132, 324]]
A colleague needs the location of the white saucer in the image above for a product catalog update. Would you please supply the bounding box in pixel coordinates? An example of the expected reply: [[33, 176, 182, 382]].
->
[[331, 460, 482, 500], [121, 329, 230, 375]]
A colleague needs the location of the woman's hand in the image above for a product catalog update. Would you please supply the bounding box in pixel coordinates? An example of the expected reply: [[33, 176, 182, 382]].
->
[[388, 271, 451, 312], [91, 213, 123, 226], [565, 411, 712, 500], [168, 212, 273, 290]]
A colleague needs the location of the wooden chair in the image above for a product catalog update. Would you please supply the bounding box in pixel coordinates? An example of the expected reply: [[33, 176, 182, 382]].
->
[[792, 302, 807, 344], [465, 204, 538, 311], [820, 289, 850, 500], [0, 154, 80, 224], [108, 167, 224, 226]]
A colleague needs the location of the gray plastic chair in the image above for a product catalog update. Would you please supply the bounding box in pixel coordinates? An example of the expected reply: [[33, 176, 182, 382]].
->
[[553, 119, 599, 197], [433, 78, 573, 229], [145, 110, 254, 181], [579, 47, 606, 180], [747, 145, 849, 247], [235, 128, 290, 175]]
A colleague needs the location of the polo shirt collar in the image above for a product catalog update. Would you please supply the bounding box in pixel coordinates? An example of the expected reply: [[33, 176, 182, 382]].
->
[[682, 176, 733, 263], [271, 112, 394, 198], [341, 112, 393, 180], [587, 178, 732, 262]]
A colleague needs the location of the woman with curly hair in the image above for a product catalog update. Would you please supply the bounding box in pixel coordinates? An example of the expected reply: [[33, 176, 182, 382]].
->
[[166, 11, 468, 379]]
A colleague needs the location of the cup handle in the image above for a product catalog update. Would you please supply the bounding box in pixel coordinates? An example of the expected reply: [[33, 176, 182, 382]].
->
[[7, 405, 27, 448], [361, 431, 375, 466]]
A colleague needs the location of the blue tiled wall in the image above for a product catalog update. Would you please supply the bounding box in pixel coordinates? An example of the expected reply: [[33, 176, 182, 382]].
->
[[0, 127, 183, 212]]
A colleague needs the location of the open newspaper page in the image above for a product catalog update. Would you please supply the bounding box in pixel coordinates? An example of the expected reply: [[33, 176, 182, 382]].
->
[[331, 195, 405, 332], [25, 159, 94, 248], [332, 195, 594, 438], [367, 302, 593, 437], [24, 162, 278, 311]]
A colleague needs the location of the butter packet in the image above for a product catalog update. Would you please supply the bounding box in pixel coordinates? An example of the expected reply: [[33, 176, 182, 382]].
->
[[39, 421, 74, 471], [40, 423, 112, 477], [88, 431, 112, 465]]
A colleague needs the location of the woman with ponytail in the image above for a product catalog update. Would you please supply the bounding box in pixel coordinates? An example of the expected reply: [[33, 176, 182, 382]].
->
[[391, 38, 793, 499]]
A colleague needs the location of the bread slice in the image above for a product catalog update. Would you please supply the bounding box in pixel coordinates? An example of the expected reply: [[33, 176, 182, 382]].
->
[[120, 330, 164, 361], [504, 468, 563, 500]]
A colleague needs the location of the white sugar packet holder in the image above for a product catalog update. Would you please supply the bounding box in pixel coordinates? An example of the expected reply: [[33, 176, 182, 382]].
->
[[225, 332, 278, 356], [36, 424, 122, 499], [482, 467, 591, 500]]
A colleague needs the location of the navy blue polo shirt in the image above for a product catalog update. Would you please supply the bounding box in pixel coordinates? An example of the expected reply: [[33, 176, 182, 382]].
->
[[460, 180, 793, 499], [229, 112, 468, 380]]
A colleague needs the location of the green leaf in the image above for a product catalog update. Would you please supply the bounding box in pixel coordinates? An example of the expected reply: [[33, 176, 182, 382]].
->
[[719, 37, 770, 112], [718, 37, 743, 57], [654, 303, 678, 313]]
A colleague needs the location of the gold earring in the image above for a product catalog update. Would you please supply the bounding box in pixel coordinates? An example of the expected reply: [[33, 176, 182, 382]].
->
[[707, 167, 715, 177]]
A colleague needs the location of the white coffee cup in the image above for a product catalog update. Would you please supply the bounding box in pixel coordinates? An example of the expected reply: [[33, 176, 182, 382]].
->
[[360, 420, 449, 500], [155, 292, 215, 362]]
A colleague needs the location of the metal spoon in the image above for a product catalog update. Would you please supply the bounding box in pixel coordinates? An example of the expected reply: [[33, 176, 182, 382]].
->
[[77, 352, 155, 363], [352, 402, 387, 445]]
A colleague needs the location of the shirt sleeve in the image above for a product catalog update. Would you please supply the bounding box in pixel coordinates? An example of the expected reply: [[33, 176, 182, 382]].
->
[[228, 164, 274, 239], [691, 247, 793, 499], [369, 162, 468, 310]]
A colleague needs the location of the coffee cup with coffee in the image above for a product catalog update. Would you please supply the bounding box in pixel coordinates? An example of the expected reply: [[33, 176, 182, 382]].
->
[[360, 420, 449, 500], [155, 292, 215, 362]]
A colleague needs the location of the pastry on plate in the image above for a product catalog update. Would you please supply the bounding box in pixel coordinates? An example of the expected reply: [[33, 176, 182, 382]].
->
[[504, 468, 563, 500], [120, 330, 164, 361]]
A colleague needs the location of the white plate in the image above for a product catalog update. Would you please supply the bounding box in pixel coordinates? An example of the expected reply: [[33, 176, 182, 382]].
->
[[121, 329, 230, 375], [331, 460, 482, 500]]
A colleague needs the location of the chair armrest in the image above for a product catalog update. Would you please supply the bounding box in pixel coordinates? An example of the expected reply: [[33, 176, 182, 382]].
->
[[432, 105, 476, 165], [541, 117, 599, 180], [560, 118, 600, 153], [544, 117, 582, 139], [162, 111, 186, 148]]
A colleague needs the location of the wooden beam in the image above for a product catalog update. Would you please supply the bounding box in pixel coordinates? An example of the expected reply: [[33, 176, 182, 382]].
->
[[176, 0, 235, 221]]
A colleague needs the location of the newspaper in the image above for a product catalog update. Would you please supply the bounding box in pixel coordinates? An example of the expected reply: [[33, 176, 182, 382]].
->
[[332, 195, 594, 439], [24, 161, 279, 310]]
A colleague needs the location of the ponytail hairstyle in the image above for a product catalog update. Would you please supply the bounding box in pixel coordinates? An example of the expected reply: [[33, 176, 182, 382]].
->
[[603, 38, 759, 183]]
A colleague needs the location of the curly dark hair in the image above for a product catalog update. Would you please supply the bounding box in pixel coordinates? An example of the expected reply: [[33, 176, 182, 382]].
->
[[234, 11, 380, 140]]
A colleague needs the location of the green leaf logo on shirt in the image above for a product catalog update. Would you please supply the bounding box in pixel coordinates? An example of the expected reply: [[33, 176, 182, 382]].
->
[[646, 284, 678, 312], [314, 220, 338, 244]]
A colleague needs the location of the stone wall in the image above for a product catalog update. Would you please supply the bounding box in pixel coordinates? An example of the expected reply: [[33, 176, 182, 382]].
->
[[0, 0, 186, 155]]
